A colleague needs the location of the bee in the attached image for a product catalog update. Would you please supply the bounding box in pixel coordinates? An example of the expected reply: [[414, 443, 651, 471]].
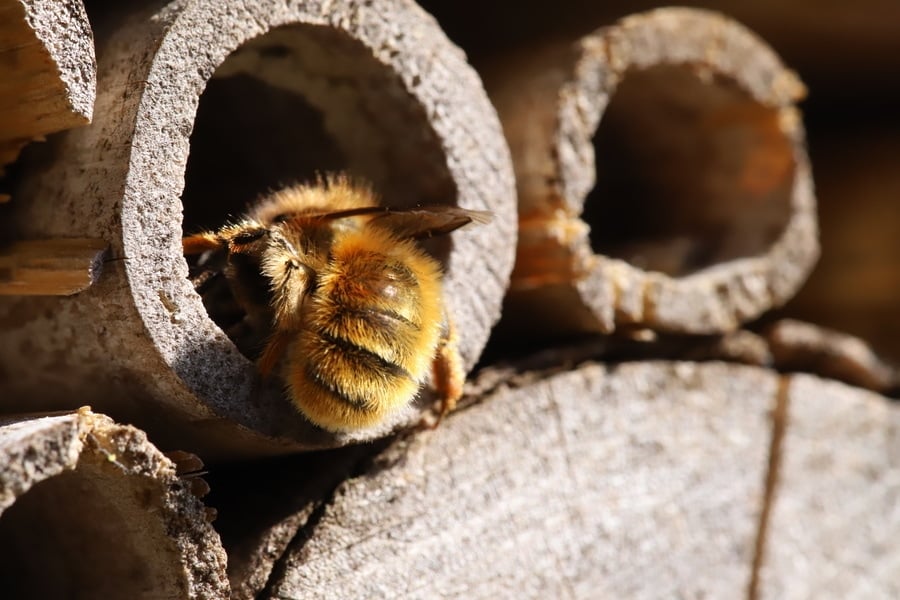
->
[[183, 175, 489, 433]]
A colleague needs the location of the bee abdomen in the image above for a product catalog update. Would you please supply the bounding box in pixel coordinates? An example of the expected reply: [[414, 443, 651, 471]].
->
[[318, 330, 413, 384], [288, 325, 420, 431]]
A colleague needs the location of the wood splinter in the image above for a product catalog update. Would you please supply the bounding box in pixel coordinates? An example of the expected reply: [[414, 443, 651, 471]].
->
[[0, 238, 107, 296], [486, 7, 819, 337], [0, 0, 96, 175]]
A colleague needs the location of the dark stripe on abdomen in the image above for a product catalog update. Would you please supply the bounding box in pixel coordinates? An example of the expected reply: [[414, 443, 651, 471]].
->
[[317, 330, 412, 381], [302, 361, 374, 413], [338, 305, 418, 330], [299, 328, 415, 413]]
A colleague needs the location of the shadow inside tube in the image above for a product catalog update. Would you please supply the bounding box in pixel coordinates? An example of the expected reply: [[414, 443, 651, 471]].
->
[[585, 64, 796, 277]]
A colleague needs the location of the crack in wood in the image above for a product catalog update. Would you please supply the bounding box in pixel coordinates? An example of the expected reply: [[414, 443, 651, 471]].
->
[[748, 375, 791, 600], [257, 495, 331, 600]]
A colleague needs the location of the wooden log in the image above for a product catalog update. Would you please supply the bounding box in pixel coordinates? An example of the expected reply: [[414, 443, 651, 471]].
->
[[0, 408, 228, 599], [223, 361, 777, 598], [764, 319, 898, 394], [758, 375, 900, 599], [0, 238, 107, 295], [484, 7, 818, 338], [0, 0, 516, 457], [0, 0, 96, 175]]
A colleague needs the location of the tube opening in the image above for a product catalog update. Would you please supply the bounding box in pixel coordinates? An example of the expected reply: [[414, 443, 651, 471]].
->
[[584, 64, 795, 277], [181, 24, 456, 359], [0, 466, 180, 599]]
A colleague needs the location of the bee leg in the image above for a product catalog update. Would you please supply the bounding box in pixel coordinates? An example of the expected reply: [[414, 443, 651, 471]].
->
[[257, 329, 292, 380], [182, 232, 224, 255], [429, 318, 465, 428]]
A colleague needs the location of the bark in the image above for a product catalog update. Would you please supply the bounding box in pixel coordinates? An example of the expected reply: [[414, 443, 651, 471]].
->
[[764, 319, 898, 394]]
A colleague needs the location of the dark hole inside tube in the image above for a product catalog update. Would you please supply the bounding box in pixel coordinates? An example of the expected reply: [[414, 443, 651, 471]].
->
[[0, 469, 176, 599], [180, 25, 457, 360], [584, 64, 795, 277], [181, 74, 343, 358], [181, 74, 345, 233]]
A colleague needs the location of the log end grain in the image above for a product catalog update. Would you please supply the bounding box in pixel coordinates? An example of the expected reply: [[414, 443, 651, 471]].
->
[[759, 375, 900, 598], [230, 361, 777, 598]]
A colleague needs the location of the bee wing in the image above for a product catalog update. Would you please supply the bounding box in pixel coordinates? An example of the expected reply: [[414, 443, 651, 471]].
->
[[274, 205, 491, 239], [366, 206, 492, 240]]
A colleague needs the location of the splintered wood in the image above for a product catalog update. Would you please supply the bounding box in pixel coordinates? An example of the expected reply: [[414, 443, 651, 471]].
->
[[486, 8, 818, 337], [0, 0, 96, 177], [0, 238, 107, 295]]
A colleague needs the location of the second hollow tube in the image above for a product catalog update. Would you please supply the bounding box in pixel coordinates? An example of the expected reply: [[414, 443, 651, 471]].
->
[[485, 7, 819, 336]]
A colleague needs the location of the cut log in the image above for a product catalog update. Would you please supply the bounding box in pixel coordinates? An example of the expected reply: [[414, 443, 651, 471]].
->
[[0, 408, 228, 599], [484, 7, 818, 338], [758, 375, 900, 599], [225, 361, 776, 598], [0, 0, 516, 456], [0, 0, 96, 175]]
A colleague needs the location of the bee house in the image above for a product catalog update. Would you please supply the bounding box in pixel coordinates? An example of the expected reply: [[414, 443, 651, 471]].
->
[[1, 1, 898, 598]]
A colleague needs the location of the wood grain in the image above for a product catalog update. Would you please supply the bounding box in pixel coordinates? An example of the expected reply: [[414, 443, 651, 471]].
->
[[0, 238, 107, 296], [759, 375, 900, 599]]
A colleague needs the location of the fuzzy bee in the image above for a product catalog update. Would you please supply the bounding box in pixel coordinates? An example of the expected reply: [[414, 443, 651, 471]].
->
[[183, 176, 488, 432]]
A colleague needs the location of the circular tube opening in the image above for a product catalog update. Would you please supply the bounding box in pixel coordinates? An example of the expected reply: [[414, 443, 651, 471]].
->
[[181, 24, 457, 359], [584, 64, 795, 277], [0, 466, 180, 599]]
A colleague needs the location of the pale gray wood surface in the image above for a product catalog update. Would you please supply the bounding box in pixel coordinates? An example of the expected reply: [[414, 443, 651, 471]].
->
[[0, 0, 95, 174], [239, 361, 776, 599], [760, 375, 900, 599]]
